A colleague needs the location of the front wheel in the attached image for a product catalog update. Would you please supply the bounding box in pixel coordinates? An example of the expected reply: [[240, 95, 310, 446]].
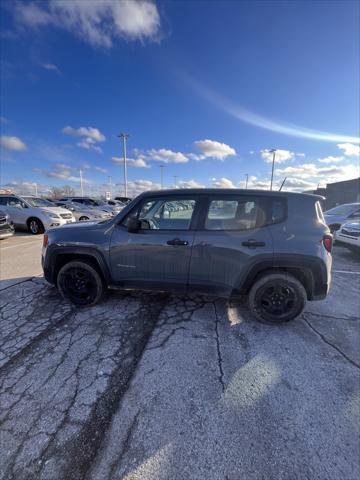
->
[[28, 218, 44, 235], [57, 261, 104, 306], [248, 272, 307, 324]]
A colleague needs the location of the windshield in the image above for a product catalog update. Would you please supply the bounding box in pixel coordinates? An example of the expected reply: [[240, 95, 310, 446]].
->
[[22, 197, 54, 207], [325, 204, 359, 216]]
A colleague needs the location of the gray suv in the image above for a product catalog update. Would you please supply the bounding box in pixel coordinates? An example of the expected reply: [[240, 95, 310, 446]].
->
[[42, 189, 332, 323]]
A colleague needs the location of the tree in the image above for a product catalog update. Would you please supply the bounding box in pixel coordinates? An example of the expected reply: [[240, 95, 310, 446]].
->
[[62, 185, 75, 196]]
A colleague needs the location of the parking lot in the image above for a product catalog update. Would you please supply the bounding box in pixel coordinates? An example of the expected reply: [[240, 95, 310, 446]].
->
[[0, 234, 359, 480]]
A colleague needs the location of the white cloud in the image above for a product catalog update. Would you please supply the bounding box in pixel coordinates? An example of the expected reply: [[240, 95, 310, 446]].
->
[[41, 63, 61, 74], [15, 0, 161, 48], [146, 148, 188, 164], [116, 179, 160, 197], [95, 166, 108, 173], [62, 126, 105, 142], [275, 163, 359, 182], [177, 180, 205, 189], [318, 155, 344, 164], [212, 177, 235, 188], [0, 135, 27, 151], [337, 143, 360, 157], [112, 156, 149, 168], [1, 180, 52, 196], [34, 162, 92, 183], [62, 125, 105, 152], [194, 139, 236, 160], [247, 176, 269, 190], [261, 149, 295, 163]]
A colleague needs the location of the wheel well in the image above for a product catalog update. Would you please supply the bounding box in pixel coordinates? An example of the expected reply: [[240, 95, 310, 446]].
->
[[244, 267, 313, 300], [54, 254, 106, 286]]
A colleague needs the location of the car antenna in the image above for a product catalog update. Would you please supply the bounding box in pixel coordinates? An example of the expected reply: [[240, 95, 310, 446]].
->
[[279, 177, 287, 191]]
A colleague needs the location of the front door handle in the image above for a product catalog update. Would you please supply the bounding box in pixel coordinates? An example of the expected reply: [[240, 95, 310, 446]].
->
[[242, 239, 266, 248], [167, 238, 189, 246]]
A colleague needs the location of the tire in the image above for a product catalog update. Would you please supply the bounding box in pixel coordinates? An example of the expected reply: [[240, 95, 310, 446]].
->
[[57, 260, 104, 307], [79, 216, 89, 221], [248, 272, 307, 324], [28, 218, 44, 235]]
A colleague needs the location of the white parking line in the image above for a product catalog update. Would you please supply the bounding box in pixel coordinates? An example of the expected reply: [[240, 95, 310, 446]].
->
[[333, 270, 360, 275], [0, 240, 41, 250]]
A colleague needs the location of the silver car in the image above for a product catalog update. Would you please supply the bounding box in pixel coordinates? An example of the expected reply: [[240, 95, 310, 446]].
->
[[324, 203, 360, 232], [55, 202, 113, 221], [0, 194, 75, 234], [58, 197, 121, 216]]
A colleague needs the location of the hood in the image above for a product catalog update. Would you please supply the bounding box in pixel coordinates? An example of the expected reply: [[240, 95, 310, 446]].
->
[[40, 206, 72, 215], [341, 221, 360, 230]]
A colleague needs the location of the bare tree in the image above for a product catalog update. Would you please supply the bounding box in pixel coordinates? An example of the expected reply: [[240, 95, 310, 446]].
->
[[49, 186, 63, 199], [62, 185, 75, 196]]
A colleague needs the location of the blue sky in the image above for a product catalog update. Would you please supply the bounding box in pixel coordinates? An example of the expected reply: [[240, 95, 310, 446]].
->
[[0, 0, 359, 196]]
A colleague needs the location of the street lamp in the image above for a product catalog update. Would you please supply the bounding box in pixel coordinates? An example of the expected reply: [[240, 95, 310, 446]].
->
[[244, 173, 249, 189], [118, 133, 129, 197], [159, 165, 166, 190], [79, 169, 84, 196], [269, 149, 277, 191]]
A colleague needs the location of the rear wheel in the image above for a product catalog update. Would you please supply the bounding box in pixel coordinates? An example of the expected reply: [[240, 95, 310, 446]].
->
[[249, 272, 307, 324], [79, 216, 89, 221], [28, 218, 44, 235], [57, 261, 104, 306]]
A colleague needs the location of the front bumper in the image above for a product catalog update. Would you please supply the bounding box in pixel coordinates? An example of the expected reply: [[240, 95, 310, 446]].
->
[[335, 232, 360, 248], [0, 226, 15, 239], [44, 217, 75, 229]]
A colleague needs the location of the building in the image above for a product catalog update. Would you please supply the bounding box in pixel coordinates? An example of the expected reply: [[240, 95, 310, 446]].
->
[[304, 177, 360, 210]]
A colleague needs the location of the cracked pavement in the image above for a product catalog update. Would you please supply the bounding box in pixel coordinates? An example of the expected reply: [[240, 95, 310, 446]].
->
[[1, 246, 359, 479]]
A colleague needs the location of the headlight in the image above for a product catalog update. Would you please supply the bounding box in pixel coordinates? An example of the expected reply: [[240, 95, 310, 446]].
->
[[47, 213, 60, 219]]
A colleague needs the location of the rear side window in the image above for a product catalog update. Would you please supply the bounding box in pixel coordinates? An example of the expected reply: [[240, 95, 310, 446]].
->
[[205, 196, 286, 230], [205, 198, 261, 230]]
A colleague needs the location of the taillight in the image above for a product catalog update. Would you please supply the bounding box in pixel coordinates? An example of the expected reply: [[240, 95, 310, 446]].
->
[[323, 235, 332, 253], [43, 234, 48, 248]]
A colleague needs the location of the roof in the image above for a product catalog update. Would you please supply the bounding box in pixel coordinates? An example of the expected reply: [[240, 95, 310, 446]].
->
[[138, 188, 324, 200]]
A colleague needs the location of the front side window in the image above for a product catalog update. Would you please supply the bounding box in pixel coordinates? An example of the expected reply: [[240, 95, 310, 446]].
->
[[22, 197, 53, 207], [205, 198, 260, 230], [8, 197, 27, 208], [125, 198, 196, 230]]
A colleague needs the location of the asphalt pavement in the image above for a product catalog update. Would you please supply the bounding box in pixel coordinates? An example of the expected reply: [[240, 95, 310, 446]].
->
[[0, 238, 359, 480]]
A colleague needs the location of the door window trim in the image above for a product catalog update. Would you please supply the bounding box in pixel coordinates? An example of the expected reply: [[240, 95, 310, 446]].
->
[[197, 195, 287, 231], [119, 195, 203, 232]]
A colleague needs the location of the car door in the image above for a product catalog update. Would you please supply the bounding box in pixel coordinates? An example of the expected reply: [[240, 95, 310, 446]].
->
[[109, 195, 199, 292], [4, 196, 29, 227], [189, 195, 275, 296]]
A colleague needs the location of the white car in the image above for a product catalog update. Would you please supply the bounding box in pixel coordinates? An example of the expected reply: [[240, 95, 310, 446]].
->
[[334, 220, 360, 252], [0, 194, 75, 234]]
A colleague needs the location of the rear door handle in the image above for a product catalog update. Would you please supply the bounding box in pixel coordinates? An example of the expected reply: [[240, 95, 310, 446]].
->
[[242, 239, 266, 248], [167, 238, 189, 246]]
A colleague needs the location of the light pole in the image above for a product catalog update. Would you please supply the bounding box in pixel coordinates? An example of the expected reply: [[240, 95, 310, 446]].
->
[[173, 175, 178, 188], [159, 165, 166, 190], [34, 183, 38, 196], [108, 176, 112, 199], [269, 149, 277, 191], [118, 133, 129, 197], [79, 169, 84, 196], [244, 174, 249, 189]]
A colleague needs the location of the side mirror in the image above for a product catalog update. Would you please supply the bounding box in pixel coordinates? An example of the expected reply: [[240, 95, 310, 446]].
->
[[127, 217, 141, 233]]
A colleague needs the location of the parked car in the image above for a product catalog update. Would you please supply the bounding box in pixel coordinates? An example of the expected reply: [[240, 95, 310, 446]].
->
[[55, 202, 113, 221], [0, 194, 75, 234], [58, 197, 120, 216], [42, 189, 332, 323], [105, 199, 126, 209], [324, 203, 360, 232], [114, 196, 132, 205], [0, 210, 15, 239], [334, 220, 360, 252]]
